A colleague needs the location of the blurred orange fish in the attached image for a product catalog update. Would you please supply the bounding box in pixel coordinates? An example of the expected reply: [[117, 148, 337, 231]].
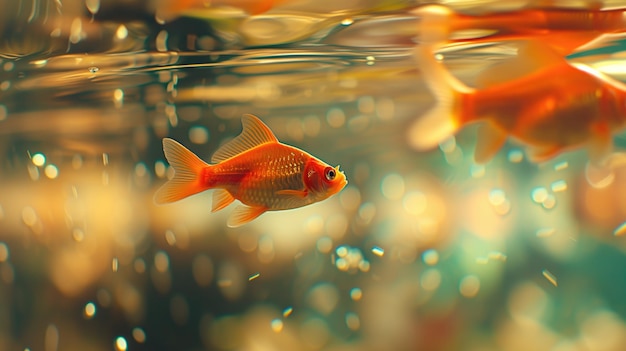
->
[[413, 4, 626, 55], [155, 114, 347, 227], [409, 40, 626, 163]]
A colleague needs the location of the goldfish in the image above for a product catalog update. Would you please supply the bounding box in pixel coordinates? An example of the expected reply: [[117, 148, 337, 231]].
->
[[409, 39, 626, 163], [154, 114, 347, 227], [412, 4, 626, 56]]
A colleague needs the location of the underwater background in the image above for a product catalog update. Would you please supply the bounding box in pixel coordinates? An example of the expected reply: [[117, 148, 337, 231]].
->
[[2, 0, 626, 350]]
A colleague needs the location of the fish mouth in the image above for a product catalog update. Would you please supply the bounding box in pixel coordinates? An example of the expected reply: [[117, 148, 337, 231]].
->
[[334, 165, 348, 188]]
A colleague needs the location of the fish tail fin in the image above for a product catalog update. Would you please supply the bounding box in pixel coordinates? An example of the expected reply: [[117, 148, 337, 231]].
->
[[154, 138, 211, 204], [408, 44, 472, 150]]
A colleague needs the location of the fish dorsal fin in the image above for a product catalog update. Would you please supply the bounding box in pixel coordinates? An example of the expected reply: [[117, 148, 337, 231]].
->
[[211, 114, 278, 163]]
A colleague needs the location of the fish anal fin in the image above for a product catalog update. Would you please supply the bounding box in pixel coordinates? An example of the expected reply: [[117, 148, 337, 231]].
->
[[474, 122, 508, 163], [276, 189, 308, 198], [154, 138, 210, 204], [227, 205, 267, 228], [476, 40, 565, 89], [212, 189, 235, 212], [212, 114, 279, 163]]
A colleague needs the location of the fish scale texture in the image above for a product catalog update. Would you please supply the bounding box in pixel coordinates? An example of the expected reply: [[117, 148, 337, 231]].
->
[[212, 143, 310, 210]]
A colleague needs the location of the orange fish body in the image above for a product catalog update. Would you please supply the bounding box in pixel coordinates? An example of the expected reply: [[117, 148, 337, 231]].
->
[[409, 40, 626, 163], [154, 114, 347, 227], [413, 4, 626, 55]]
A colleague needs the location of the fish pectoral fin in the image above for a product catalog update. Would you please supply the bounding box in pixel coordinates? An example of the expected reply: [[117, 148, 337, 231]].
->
[[227, 205, 267, 228], [275, 189, 308, 198], [474, 122, 507, 164], [212, 189, 235, 212]]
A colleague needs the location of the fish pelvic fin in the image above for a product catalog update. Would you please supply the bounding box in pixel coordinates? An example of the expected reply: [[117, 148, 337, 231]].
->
[[408, 44, 473, 151], [227, 205, 267, 228], [154, 138, 211, 204], [212, 189, 235, 212]]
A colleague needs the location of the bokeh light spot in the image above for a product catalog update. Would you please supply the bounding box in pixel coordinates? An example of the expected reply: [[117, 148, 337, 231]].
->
[[132, 328, 146, 343], [531, 187, 549, 203], [154, 251, 170, 272], [189, 126, 210, 144], [350, 287, 363, 301], [31, 153, 45, 166], [403, 191, 427, 216], [459, 275, 480, 298], [0, 242, 9, 262], [381, 173, 405, 200], [84, 302, 96, 319], [271, 318, 283, 333], [115, 336, 127, 351], [422, 249, 439, 266], [345, 312, 361, 331], [421, 268, 441, 291], [44, 164, 59, 179]]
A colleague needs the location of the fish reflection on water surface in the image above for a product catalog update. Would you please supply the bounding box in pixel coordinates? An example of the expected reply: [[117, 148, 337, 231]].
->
[[409, 4, 626, 165]]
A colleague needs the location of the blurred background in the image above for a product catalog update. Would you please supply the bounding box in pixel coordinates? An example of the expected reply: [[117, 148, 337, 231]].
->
[[2, 0, 626, 350]]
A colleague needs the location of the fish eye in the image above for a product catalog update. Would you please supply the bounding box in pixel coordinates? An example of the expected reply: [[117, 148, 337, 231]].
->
[[324, 167, 336, 181]]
